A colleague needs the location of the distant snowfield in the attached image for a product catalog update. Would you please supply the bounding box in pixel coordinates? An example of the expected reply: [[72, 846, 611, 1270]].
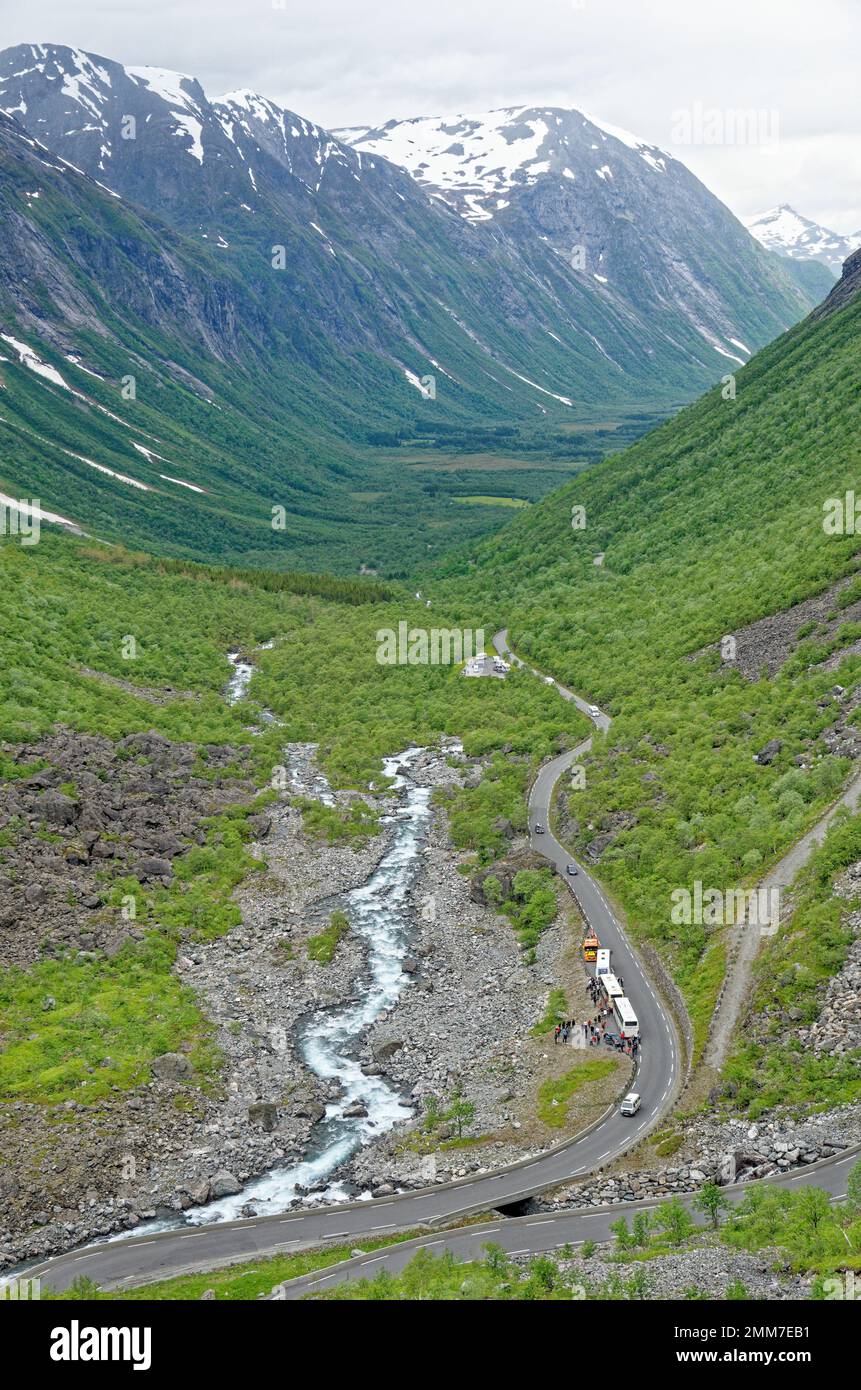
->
[[341, 103, 672, 220]]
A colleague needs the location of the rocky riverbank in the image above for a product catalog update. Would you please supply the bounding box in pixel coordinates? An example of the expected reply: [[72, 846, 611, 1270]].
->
[[340, 755, 629, 1194], [7, 731, 607, 1264], [0, 735, 400, 1267]]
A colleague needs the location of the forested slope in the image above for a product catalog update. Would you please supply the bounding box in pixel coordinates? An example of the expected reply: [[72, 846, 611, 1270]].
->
[[436, 256, 861, 1047]]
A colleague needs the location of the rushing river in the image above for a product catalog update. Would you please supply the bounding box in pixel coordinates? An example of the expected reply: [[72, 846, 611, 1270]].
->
[[188, 746, 433, 1222], [161, 652, 434, 1222], [2, 653, 441, 1278]]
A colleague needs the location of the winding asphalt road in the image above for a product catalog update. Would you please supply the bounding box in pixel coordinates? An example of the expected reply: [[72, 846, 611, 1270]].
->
[[21, 632, 854, 1296], [272, 1142, 861, 1298]]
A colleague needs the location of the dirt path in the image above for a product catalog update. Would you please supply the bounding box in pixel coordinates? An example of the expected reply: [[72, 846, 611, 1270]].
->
[[703, 765, 861, 1071]]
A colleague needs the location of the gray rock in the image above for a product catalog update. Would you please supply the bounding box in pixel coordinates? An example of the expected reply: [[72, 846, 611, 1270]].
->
[[248, 1102, 278, 1131], [209, 1171, 241, 1199], [373, 1038, 406, 1061], [151, 1052, 193, 1082], [134, 857, 173, 881]]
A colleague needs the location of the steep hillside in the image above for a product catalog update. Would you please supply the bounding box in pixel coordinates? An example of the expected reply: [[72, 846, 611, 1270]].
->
[[340, 103, 821, 371], [2, 106, 649, 573], [437, 255, 861, 1049], [0, 45, 831, 574], [0, 42, 759, 411]]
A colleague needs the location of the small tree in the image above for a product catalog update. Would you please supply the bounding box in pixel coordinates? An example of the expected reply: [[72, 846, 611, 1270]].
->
[[694, 1181, 730, 1229], [482, 874, 503, 906], [656, 1196, 694, 1246], [482, 1242, 510, 1275], [529, 1256, 558, 1292], [610, 1216, 633, 1251], [445, 1087, 476, 1139], [631, 1209, 652, 1248], [423, 1094, 442, 1132]]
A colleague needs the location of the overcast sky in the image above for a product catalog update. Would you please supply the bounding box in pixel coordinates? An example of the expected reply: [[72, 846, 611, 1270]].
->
[[5, 0, 859, 231]]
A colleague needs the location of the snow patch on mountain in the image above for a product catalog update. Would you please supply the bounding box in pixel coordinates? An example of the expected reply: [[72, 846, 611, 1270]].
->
[[128, 67, 205, 162], [340, 104, 672, 221], [745, 205, 859, 276], [1, 333, 69, 388]]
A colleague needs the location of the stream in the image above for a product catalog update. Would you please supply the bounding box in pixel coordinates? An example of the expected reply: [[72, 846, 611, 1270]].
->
[[180, 654, 434, 1221], [189, 746, 433, 1222]]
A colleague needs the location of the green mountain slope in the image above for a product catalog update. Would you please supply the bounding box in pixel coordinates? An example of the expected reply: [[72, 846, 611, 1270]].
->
[[436, 253, 861, 1047], [0, 109, 676, 574]]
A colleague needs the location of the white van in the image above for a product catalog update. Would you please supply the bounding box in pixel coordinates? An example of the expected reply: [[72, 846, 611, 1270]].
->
[[620, 1092, 641, 1116]]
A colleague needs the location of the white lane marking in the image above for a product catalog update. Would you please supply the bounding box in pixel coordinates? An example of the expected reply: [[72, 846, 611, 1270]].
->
[[73, 1253, 98, 1261]]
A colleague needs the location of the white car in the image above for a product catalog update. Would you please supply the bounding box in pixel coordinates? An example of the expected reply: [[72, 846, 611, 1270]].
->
[[589, 704, 601, 721], [619, 1092, 641, 1117]]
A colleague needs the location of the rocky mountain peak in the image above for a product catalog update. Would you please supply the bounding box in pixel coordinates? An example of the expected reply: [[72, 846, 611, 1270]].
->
[[336, 102, 675, 223], [745, 203, 860, 277]]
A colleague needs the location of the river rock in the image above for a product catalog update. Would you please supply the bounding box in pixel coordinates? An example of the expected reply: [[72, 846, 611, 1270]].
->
[[209, 1171, 242, 1199], [248, 1102, 278, 1131], [373, 1038, 405, 1061]]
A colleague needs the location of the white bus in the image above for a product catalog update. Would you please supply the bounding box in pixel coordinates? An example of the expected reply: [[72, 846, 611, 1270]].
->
[[595, 948, 611, 977], [611, 995, 639, 1039], [599, 972, 624, 1004]]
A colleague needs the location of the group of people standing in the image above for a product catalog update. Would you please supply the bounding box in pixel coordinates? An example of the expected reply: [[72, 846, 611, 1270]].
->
[[551, 970, 639, 1058]]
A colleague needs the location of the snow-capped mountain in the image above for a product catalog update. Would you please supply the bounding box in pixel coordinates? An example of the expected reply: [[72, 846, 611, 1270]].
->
[[0, 43, 370, 225], [337, 102, 829, 365], [335, 105, 675, 224], [745, 205, 860, 277], [1, 43, 822, 391]]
